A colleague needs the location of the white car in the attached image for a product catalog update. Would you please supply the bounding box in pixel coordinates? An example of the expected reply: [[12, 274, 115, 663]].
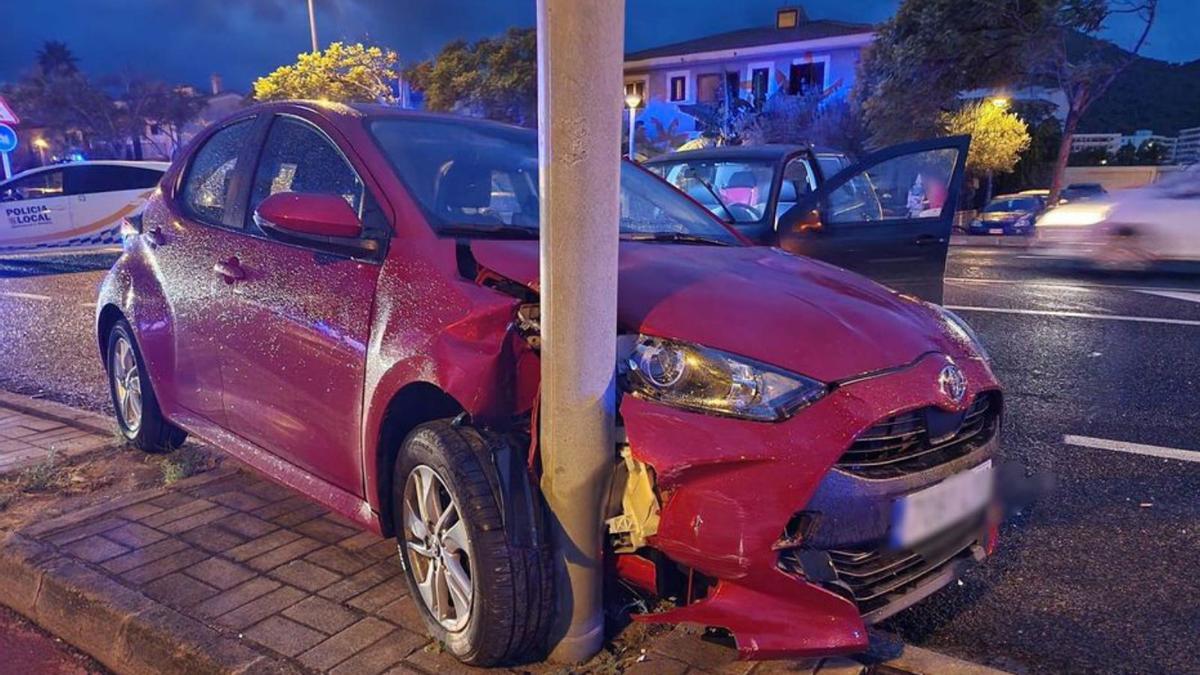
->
[[1037, 168, 1200, 269], [0, 160, 168, 254]]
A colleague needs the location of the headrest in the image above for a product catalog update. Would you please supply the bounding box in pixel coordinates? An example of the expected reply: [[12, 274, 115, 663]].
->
[[726, 171, 758, 189], [437, 162, 493, 210]]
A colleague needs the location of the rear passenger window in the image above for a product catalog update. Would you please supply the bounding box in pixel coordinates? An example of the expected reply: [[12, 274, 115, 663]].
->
[[66, 166, 164, 195], [247, 117, 364, 225], [182, 119, 253, 225]]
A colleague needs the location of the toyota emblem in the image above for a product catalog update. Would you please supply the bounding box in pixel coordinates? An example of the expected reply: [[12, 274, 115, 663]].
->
[[938, 363, 967, 404]]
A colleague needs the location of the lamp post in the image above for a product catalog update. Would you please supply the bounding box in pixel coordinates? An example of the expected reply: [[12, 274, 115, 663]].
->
[[306, 0, 319, 52], [32, 137, 49, 166], [991, 96, 1010, 109], [625, 92, 642, 160]]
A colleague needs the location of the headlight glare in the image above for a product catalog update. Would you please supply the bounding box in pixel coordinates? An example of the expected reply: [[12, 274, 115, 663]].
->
[[619, 335, 826, 421], [929, 304, 990, 363]]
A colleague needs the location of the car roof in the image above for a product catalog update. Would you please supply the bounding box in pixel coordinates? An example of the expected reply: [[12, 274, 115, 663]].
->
[[3, 160, 170, 184], [992, 193, 1041, 201], [644, 144, 850, 165], [233, 100, 536, 137]]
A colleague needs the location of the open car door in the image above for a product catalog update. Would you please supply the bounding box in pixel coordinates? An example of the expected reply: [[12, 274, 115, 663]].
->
[[776, 135, 970, 303]]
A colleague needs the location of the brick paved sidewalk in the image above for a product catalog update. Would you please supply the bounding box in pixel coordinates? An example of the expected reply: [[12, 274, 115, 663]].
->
[[0, 393, 111, 474]]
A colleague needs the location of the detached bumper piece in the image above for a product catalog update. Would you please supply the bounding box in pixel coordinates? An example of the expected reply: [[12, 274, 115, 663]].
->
[[781, 518, 986, 624]]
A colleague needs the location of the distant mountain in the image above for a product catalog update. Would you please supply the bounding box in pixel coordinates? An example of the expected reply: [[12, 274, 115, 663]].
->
[[1077, 51, 1200, 136]]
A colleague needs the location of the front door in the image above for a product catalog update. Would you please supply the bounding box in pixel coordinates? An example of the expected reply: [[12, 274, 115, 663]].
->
[[0, 167, 72, 252], [216, 114, 384, 494], [777, 136, 970, 303]]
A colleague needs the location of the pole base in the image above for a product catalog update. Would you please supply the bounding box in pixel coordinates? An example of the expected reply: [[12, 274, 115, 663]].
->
[[546, 615, 605, 665]]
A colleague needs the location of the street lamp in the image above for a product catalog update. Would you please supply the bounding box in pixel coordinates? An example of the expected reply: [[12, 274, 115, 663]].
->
[[32, 137, 49, 166], [624, 92, 642, 160], [991, 96, 1010, 109]]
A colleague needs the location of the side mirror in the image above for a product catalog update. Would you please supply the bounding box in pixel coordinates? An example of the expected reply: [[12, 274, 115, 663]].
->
[[255, 192, 363, 239]]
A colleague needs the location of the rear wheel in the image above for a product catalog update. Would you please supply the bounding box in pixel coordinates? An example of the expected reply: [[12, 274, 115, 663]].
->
[[393, 420, 552, 666], [106, 319, 185, 452]]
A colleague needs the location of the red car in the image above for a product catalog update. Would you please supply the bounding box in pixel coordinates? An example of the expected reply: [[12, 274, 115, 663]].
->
[[97, 101, 1001, 665]]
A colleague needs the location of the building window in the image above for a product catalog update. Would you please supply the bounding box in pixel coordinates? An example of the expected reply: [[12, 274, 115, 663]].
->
[[668, 73, 688, 102], [777, 8, 800, 29], [725, 72, 740, 102], [696, 73, 722, 103], [789, 59, 826, 95]]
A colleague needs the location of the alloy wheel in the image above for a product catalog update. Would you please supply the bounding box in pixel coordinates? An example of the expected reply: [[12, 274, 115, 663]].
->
[[111, 335, 143, 433], [402, 464, 474, 631]]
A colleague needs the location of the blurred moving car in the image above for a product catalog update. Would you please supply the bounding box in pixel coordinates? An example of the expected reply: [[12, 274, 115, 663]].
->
[[967, 193, 1046, 236], [0, 160, 168, 254], [645, 138, 970, 302], [96, 102, 999, 664], [1057, 182, 1108, 205], [1037, 168, 1200, 269]]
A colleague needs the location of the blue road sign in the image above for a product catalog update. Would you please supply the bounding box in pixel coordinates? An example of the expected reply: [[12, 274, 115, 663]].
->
[[0, 124, 17, 153]]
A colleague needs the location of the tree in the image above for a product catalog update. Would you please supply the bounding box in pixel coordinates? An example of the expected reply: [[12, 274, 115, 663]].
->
[[406, 28, 537, 126], [253, 42, 399, 104], [1135, 139, 1167, 165], [943, 101, 1031, 201], [1068, 146, 1111, 166], [855, 0, 1057, 147], [1112, 141, 1137, 165], [1030, 1, 1158, 201], [36, 40, 78, 76], [136, 83, 207, 159]]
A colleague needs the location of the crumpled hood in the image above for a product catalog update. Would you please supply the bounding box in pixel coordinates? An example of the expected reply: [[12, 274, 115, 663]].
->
[[469, 240, 954, 382]]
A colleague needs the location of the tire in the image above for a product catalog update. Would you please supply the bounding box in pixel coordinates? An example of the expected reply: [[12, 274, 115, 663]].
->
[[105, 319, 186, 453], [392, 420, 553, 666]]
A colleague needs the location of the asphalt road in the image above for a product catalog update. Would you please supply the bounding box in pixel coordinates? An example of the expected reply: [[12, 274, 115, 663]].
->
[[1, 245, 1198, 674]]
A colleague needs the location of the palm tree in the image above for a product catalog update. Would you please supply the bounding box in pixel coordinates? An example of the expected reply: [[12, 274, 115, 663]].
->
[[36, 41, 79, 76]]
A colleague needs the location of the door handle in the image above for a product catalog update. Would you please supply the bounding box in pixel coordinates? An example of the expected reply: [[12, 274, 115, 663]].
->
[[144, 226, 165, 247], [213, 257, 245, 284], [914, 234, 943, 246]]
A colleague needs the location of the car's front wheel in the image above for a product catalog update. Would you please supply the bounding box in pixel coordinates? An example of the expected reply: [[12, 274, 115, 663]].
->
[[393, 420, 552, 666], [106, 319, 185, 452]]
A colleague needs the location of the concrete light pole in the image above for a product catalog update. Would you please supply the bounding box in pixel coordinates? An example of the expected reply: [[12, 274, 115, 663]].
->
[[625, 92, 641, 159], [536, 0, 624, 664], [33, 138, 49, 166]]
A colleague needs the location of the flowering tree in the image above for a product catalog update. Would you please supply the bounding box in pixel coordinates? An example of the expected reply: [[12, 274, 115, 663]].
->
[[253, 42, 399, 104], [943, 101, 1031, 201]]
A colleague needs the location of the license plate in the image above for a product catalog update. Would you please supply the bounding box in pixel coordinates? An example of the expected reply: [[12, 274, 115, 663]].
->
[[892, 461, 993, 548], [988, 228, 1004, 234]]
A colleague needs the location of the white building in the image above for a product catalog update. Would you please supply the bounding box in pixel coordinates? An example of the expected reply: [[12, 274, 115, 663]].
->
[[1070, 129, 1178, 164], [1176, 127, 1200, 165]]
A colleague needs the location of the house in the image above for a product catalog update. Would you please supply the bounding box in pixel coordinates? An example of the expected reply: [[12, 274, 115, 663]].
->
[[141, 74, 245, 160], [622, 6, 873, 143]]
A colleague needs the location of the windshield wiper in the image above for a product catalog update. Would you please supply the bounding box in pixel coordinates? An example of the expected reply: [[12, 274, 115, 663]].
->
[[438, 224, 539, 239], [621, 231, 732, 246]]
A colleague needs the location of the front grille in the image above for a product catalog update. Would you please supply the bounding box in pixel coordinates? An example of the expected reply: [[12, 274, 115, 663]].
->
[[837, 392, 999, 479], [827, 521, 981, 620]]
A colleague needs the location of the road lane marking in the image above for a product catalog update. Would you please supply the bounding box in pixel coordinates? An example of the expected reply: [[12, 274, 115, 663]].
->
[[0, 291, 52, 301], [946, 277, 1200, 295], [1063, 435, 1200, 464], [945, 305, 1200, 327], [1134, 289, 1200, 305]]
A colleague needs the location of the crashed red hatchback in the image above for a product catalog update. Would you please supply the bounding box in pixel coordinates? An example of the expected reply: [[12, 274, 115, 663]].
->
[[97, 101, 1001, 665]]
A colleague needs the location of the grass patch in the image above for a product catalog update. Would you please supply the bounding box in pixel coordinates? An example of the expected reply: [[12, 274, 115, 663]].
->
[[158, 445, 213, 485], [17, 451, 65, 493]]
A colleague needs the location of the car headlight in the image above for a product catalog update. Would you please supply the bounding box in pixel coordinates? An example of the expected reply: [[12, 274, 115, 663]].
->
[[618, 335, 826, 421], [928, 304, 990, 363]]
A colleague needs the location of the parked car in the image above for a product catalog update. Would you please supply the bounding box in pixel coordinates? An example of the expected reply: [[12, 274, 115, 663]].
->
[[1057, 182, 1108, 205], [645, 139, 970, 302], [966, 193, 1046, 236], [1036, 167, 1200, 269], [0, 160, 168, 254], [97, 102, 1000, 665]]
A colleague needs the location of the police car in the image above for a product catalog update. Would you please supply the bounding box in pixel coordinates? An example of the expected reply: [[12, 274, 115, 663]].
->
[[0, 160, 168, 253]]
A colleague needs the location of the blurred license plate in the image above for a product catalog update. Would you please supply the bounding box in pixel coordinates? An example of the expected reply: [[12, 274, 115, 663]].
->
[[892, 461, 993, 547], [988, 228, 1004, 234]]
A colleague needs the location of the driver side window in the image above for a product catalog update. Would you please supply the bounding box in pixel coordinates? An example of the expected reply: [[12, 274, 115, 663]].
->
[[1, 170, 64, 201], [247, 116, 365, 228], [825, 148, 959, 223], [776, 157, 815, 228]]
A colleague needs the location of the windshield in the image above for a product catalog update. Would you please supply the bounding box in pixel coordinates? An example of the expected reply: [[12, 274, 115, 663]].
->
[[370, 118, 740, 245], [985, 197, 1041, 212], [650, 159, 775, 223]]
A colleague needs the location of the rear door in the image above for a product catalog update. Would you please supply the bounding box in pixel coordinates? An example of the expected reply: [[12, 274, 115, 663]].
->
[[65, 164, 164, 246], [777, 136, 970, 303]]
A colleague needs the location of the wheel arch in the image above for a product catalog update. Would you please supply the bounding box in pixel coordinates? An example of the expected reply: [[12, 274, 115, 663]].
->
[[96, 303, 127, 363], [373, 381, 466, 537]]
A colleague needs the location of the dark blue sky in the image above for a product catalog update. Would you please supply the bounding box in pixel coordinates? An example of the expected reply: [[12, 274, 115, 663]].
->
[[0, 0, 1195, 92]]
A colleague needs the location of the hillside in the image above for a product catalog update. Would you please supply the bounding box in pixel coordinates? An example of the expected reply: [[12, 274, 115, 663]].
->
[[1077, 53, 1200, 136]]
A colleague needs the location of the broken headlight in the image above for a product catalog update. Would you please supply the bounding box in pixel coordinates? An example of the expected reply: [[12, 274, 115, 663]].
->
[[618, 335, 826, 421]]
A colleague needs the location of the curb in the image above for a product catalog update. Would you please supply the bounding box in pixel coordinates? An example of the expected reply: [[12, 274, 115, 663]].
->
[[0, 390, 115, 438], [0, 468, 288, 675], [950, 235, 1036, 249], [878, 642, 1011, 675]]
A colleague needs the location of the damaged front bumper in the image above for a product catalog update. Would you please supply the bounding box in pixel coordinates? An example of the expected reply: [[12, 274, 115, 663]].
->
[[618, 352, 1001, 660]]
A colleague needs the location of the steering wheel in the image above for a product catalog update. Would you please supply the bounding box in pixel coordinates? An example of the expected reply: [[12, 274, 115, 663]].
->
[[726, 203, 761, 222]]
